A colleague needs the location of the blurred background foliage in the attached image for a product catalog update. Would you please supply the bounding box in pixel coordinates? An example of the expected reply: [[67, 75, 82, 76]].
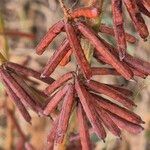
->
[[0, 0, 150, 150]]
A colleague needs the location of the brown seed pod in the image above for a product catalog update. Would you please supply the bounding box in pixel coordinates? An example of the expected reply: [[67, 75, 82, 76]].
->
[[59, 49, 72, 66], [0, 68, 37, 111], [2, 79, 31, 123], [112, 0, 126, 60], [11, 72, 43, 112], [99, 24, 137, 43], [136, 0, 150, 17], [65, 22, 92, 79], [43, 85, 69, 115], [55, 84, 74, 143], [92, 93, 143, 124], [41, 39, 70, 77], [5, 62, 54, 84], [77, 22, 133, 80], [91, 67, 119, 76], [45, 72, 74, 95], [75, 78, 106, 140], [71, 6, 100, 19], [124, 54, 150, 75], [86, 80, 136, 109], [36, 20, 64, 55], [123, 0, 149, 39], [108, 111, 144, 134], [106, 84, 133, 97], [95, 106, 121, 137], [77, 103, 91, 150]]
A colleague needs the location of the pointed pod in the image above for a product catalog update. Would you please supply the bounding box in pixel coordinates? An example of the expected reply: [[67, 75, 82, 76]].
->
[[36, 20, 64, 55], [43, 85, 69, 115], [77, 22, 133, 80], [92, 93, 144, 124], [75, 78, 106, 140], [112, 0, 126, 60], [41, 39, 70, 77], [65, 22, 92, 79], [123, 0, 149, 39], [86, 80, 136, 109], [45, 72, 74, 95], [77, 103, 92, 150], [55, 84, 75, 143]]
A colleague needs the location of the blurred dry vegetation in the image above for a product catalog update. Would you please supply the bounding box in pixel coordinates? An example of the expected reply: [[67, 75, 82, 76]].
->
[[0, 0, 150, 150]]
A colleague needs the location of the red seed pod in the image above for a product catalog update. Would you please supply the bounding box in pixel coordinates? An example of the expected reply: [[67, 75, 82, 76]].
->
[[75, 78, 106, 140], [77, 22, 133, 80], [0, 69, 37, 111], [43, 85, 69, 115], [6, 62, 54, 84], [99, 24, 137, 43], [59, 49, 72, 66], [86, 80, 136, 109], [112, 0, 126, 60], [45, 72, 74, 95], [36, 20, 64, 55], [77, 103, 91, 150], [123, 0, 149, 39], [91, 67, 119, 76], [2, 79, 31, 123], [106, 84, 133, 97], [124, 54, 150, 75], [11, 72, 43, 113], [55, 84, 74, 143], [71, 6, 100, 19], [65, 22, 92, 79], [95, 106, 121, 137], [136, 0, 150, 17], [41, 39, 70, 77], [108, 111, 144, 134], [142, 0, 150, 12], [92, 93, 144, 124]]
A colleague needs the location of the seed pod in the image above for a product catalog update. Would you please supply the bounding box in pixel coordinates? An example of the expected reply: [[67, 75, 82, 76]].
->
[[142, 0, 150, 12], [91, 67, 119, 76], [75, 78, 106, 140], [55, 84, 74, 143], [99, 24, 137, 43], [36, 20, 64, 55], [2, 79, 31, 123], [59, 49, 72, 66], [92, 93, 144, 124], [112, 0, 126, 60], [77, 103, 91, 150], [86, 80, 136, 109], [6, 62, 54, 84], [0, 69, 37, 111], [108, 111, 144, 134], [130, 67, 147, 78], [43, 85, 69, 115], [95, 106, 121, 137], [45, 72, 74, 95], [41, 39, 70, 77], [136, 0, 150, 17], [107, 84, 133, 97], [65, 22, 92, 79], [77, 22, 133, 80], [71, 6, 100, 18], [123, 0, 149, 39], [124, 54, 150, 75], [11, 72, 43, 113]]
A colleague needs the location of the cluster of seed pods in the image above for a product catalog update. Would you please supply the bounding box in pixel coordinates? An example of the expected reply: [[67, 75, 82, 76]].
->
[[42, 72, 144, 149], [0, 62, 54, 123], [34, 3, 150, 148], [0, 2, 150, 149]]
